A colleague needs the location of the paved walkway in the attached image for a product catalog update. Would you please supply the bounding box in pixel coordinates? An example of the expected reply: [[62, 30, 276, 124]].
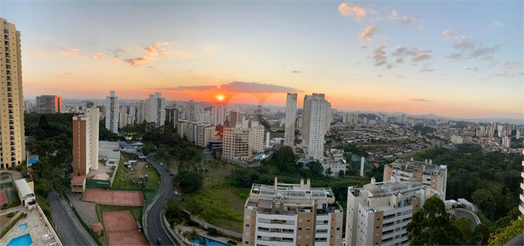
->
[[0, 205, 23, 215], [68, 193, 99, 226]]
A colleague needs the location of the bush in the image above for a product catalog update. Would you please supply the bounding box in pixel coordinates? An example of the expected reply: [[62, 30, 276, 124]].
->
[[207, 227, 220, 237], [227, 240, 238, 245], [0, 212, 23, 238], [6, 212, 16, 217]]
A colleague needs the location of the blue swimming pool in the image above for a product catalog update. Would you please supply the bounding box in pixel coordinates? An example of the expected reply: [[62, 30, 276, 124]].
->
[[190, 235, 230, 246], [7, 233, 33, 246], [18, 223, 28, 230]]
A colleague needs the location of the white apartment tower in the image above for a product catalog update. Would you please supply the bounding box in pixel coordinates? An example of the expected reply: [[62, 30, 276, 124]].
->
[[346, 181, 441, 246], [145, 92, 166, 126], [223, 128, 252, 161], [72, 107, 100, 175], [137, 100, 146, 124], [187, 100, 197, 121], [301, 93, 330, 160], [384, 159, 448, 200], [0, 18, 25, 169], [105, 90, 119, 133], [249, 121, 265, 154], [284, 93, 297, 147], [211, 106, 226, 126], [242, 178, 343, 246]]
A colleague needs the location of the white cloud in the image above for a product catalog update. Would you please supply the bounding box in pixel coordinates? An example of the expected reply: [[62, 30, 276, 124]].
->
[[358, 25, 377, 41], [504, 62, 519, 69], [93, 53, 107, 60], [60, 48, 77, 56], [373, 43, 387, 66], [453, 36, 475, 49], [338, 2, 375, 22], [443, 28, 454, 39]]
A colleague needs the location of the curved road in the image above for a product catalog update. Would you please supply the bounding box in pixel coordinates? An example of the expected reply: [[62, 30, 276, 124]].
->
[[48, 190, 91, 246], [145, 154, 180, 246]]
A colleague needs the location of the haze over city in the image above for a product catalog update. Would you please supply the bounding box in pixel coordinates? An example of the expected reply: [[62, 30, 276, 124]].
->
[[2, 1, 523, 119]]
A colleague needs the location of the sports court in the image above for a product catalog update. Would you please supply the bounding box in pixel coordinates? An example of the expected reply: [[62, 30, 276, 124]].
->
[[103, 210, 147, 246], [0, 183, 18, 206], [82, 188, 144, 206]]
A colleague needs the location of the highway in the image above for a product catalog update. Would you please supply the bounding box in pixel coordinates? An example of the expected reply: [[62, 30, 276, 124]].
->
[[145, 154, 180, 246]]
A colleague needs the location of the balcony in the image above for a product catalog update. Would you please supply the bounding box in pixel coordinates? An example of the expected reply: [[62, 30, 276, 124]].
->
[[520, 194, 524, 203]]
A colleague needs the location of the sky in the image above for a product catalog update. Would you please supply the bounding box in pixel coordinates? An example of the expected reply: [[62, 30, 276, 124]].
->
[[1, 0, 523, 119]]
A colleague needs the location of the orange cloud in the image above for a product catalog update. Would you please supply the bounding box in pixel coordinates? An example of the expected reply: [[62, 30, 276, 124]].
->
[[358, 25, 376, 41], [338, 3, 374, 22], [124, 42, 188, 66], [93, 53, 107, 60], [32, 50, 43, 55], [60, 48, 77, 56]]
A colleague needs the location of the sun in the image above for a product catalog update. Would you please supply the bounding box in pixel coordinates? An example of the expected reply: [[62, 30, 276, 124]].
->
[[216, 94, 225, 102]]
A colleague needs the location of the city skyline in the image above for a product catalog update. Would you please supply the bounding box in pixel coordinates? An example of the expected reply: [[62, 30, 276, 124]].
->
[[2, 1, 523, 119]]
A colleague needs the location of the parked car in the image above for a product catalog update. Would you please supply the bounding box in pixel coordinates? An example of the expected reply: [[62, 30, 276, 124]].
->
[[169, 172, 174, 176], [156, 238, 163, 245], [174, 191, 179, 196]]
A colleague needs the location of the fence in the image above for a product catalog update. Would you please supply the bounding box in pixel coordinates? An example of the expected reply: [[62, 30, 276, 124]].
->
[[85, 179, 110, 188], [180, 208, 242, 239], [36, 204, 64, 246], [63, 192, 103, 245]]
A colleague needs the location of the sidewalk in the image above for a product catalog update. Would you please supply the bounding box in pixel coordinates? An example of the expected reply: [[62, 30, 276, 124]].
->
[[59, 194, 98, 246], [0, 205, 23, 215]]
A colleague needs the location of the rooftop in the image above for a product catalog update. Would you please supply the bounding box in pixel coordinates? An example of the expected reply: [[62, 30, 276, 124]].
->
[[14, 179, 34, 198], [388, 159, 447, 174]]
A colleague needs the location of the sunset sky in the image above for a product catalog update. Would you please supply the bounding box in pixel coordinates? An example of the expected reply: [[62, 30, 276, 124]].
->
[[2, 1, 523, 119]]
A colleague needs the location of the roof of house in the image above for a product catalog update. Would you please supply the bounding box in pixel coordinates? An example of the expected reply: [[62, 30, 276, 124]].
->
[[71, 175, 86, 184]]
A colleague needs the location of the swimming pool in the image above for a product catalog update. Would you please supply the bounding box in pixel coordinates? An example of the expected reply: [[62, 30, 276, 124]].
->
[[7, 233, 33, 246], [18, 223, 28, 230], [190, 235, 231, 246]]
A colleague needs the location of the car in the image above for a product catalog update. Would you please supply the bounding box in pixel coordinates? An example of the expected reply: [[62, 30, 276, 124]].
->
[[174, 191, 179, 196], [169, 172, 174, 176], [159, 162, 164, 166], [156, 238, 163, 245]]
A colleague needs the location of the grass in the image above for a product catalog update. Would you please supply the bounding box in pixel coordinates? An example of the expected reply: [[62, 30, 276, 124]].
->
[[112, 154, 160, 189], [95, 204, 144, 245], [0, 213, 10, 228], [0, 172, 11, 180]]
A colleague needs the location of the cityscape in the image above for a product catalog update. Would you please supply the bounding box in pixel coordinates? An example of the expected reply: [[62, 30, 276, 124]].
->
[[0, 1, 523, 246]]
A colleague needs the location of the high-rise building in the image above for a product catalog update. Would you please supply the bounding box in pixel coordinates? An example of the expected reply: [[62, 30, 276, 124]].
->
[[346, 180, 441, 246], [136, 100, 146, 124], [242, 178, 343, 246], [128, 106, 136, 125], [105, 90, 119, 133], [165, 106, 178, 128], [498, 125, 504, 137], [223, 128, 251, 161], [72, 107, 99, 175], [384, 159, 447, 200], [229, 110, 242, 128], [502, 136, 511, 148], [211, 106, 226, 126], [196, 124, 215, 148], [145, 92, 166, 126], [324, 102, 332, 133], [249, 123, 265, 154], [284, 93, 297, 147], [0, 18, 25, 169], [35, 95, 62, 113], [118, 107, 127, 128], [187, 100, 197, 121], [519, 150, 524, 215], [301, 93, 330, 160]]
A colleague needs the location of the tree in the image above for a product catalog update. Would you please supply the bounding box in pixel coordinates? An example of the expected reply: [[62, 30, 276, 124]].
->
[[165, 198, 183, 224], [454, 217, 473, 244], [338, 170, 345, 178], [471, 223, 490, 245], [265, 146, 298, 173], [407, 196, 462, 245], [488, 217, 524, 245], [472, 189, 496, 219], [175, 168, 203, 193]]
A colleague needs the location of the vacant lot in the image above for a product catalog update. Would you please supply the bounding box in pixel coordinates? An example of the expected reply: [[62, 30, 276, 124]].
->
[[112, 154, 160, 189]]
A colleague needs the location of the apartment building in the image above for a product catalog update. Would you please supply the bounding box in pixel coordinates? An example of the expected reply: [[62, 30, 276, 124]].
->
[[346, 180, 441, 246], [242, 178, 343, 246], [284, 93, 297, 147], [384, 159, 447, 200], [211, 106, 226, 126], [250, 122, 265, 154], [35, 95, 62, 113], [118, 107, 127, 128], [145, 92, 166, 126], [105, 90, 119, 133], [72, 107, 99, 175], [223, 128, 252, 161], [0, 18, 25, 169], [302, 93, 330, 160], [197, 124, 215, 148], [165, 106, 178, 127]]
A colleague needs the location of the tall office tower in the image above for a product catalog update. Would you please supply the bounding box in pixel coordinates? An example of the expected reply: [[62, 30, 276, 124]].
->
[[211, 106, 226, 126], [187, 100, 197, 121], [229, 110, 243, 128], [249, 123, 265, 154], [35, 95, 62, 113], [284, 93, 297, 147], [519, 150, 524, 215], [128, 106, 136, 125], [346, 180, 442, 246], [384, 159, 448, 200], [0, 18, 25, 169], [118, 107, 127, 128], [242, 178, 343, 246], [301, 93, 329, 160], [498, 125, 504, 137], [165, 106, 178, 128], [72, 107, 99, 175], [223, 127, 252, 161], [105, 90, 119, 133], [136, 100, 146, 124], [145, 92, 166, 126]]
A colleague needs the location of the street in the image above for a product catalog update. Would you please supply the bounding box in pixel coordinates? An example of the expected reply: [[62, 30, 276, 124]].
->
[[145, 154, 180, 246], [47, 190, 93, 246]]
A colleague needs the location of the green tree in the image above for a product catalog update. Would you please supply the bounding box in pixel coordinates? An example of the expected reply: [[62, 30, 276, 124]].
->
[[472, 189, 496, 219], [488, 217, 524, 245], [165, 198, 183, 224], [407, 196, 462, 245], [175, 168, 203, 193], [454, 217, 473, 244], [337, 170, 345, 178], [266, 146, 298, 173], [471, 223, 491, 245]]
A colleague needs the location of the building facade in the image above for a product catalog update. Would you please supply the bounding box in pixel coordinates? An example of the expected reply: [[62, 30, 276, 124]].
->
[[284, 93, 297, 147], [165, 106, 178, 128], [242, 178, 343, 246], [0, 18, 25, 169], [35, 95, 62, 113], [384, 159, 447, 200], [223, 128, 252, 161], [250, 124, 265, 154], [346, 180, 441, 246], [105, 90, 119, 133], [212, 106, 226, 126], [145, 92, 166, 126], [72, 107, 99, 175], [301, 93, 330, 160]]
